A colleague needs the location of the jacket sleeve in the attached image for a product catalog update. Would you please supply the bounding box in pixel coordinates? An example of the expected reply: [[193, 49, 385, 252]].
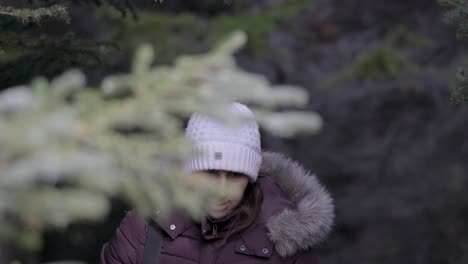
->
[[100, 211, 147, 264]]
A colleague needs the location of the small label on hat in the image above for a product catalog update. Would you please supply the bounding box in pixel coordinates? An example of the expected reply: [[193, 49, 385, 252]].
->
[[214, 152, 223, 160]]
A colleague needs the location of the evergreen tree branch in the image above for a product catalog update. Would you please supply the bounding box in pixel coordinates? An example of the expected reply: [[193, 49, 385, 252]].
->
[[0, 4, 70, 24], [439, 0, 468, 104], [70, 0, 140, 19]]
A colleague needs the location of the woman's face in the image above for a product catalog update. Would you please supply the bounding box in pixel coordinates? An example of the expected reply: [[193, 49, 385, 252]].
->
[[203, 170, 249, 219]]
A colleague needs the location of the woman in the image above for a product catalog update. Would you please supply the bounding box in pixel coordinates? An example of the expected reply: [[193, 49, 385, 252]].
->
[[101, 102, 334, 264]]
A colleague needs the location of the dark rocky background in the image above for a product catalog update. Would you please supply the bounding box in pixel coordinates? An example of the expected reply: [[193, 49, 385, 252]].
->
[[3, 0, 466, 263], [258, 2, 468, 264]]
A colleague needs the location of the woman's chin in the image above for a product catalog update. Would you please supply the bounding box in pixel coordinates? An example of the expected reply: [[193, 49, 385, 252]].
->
[[208, 212, 226, 219], [207, 205, 231, 219]]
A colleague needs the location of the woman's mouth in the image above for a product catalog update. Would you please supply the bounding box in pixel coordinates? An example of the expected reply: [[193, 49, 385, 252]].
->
[[219, 201, 230, 207]]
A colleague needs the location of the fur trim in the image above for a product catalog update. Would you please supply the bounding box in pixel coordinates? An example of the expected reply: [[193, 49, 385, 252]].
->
[[261, 152, 335, 257]]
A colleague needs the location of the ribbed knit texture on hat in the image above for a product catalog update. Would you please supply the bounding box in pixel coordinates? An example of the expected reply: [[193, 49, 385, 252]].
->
[[184, 102, 262, 182]]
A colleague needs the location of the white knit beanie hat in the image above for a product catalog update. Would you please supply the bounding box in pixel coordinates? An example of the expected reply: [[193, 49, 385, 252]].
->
[[184, 102, 262, 182]]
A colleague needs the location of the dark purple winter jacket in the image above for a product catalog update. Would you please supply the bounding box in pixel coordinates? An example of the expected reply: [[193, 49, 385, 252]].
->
[[100, 152, 334, 264]]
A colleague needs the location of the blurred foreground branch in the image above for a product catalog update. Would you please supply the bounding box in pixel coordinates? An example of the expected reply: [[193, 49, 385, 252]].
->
[[0, 31, 322, 261]]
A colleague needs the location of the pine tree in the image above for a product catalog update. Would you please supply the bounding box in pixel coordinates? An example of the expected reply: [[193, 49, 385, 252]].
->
[[0, 31, 322, 262], [0, 3, 69, 54], [439, 0, 468, 104], [0, 0, 139, 89]]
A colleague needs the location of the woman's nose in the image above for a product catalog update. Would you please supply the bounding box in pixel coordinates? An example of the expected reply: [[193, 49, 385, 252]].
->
[[218, 171, 228, 186], [217, 172, 229, 200]]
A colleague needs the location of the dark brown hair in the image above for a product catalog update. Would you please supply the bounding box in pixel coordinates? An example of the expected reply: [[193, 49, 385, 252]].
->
[[214, 180, 264, 249]]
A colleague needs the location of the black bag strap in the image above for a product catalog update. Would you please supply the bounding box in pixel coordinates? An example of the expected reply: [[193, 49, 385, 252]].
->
[[142, 220, 163, 264]]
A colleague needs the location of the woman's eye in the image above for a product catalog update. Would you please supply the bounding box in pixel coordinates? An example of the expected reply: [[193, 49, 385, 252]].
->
[[229, 172, 242, 177], [205, 170, 218, 176], [204, 170, 243, 178]]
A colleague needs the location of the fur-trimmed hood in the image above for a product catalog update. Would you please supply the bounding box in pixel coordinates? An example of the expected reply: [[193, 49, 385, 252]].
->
[[259, 151, 334, 257]]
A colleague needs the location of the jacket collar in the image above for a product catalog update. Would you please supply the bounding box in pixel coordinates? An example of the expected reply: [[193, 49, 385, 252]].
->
[[233, 222, 274, 258], [200, 206, 241, 240], [154, 209, 195, 240]]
